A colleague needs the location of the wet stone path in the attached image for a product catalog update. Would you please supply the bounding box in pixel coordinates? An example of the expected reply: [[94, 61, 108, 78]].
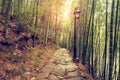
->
[[37, 48, 87, 80]]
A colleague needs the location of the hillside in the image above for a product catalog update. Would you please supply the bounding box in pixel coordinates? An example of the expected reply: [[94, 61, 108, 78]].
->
[[0, 15, 56, 80]]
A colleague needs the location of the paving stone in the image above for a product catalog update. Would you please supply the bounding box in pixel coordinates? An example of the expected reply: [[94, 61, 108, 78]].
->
[[63, 64, 78, 69], [67, 68, 78, 72], [67, 77, 85, 80], [38, 48, 84, 80], [51, 69, 65, 76], [68, 70, 80, 77], [47, 74, 59, 80], [38, 72, 49, 78]]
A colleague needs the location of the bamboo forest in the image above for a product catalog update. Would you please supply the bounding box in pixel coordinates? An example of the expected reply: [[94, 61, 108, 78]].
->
[[0, 0, 120, 80]]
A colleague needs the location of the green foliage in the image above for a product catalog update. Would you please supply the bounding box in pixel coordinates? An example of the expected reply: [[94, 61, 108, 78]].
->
[[0, 6, 2, 11], [12, 11, 32, 21], [28, 25, 38, 33], [12, 12, 24, 19], [12, 12, 35, 31]]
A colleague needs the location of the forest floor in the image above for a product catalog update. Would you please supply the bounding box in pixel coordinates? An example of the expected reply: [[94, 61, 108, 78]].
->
[[0, 45, 56, 80], [0, 15, 92, 80], [0, 14, 57, 80]]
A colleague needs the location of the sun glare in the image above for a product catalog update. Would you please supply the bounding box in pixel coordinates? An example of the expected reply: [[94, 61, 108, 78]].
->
[[62, 0, 72, 20], [63, 11, 69, 18]]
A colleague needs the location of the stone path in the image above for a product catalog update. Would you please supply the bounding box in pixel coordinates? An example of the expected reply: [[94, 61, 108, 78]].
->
[[37, 48, 88, 80]]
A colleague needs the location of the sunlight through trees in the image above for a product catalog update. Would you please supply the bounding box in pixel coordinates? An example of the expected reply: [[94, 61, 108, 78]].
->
[[0, 0, 119, 80]]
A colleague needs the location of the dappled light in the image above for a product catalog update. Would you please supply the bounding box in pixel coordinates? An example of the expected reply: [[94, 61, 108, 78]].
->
[[0, 0, 120, 80]]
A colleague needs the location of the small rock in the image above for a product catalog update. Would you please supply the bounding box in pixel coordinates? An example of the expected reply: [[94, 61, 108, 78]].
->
[[48, 74, 58, 80], [13, 52, 17, 55], [30, 77, 36, 80], [57, 76, 64, 79], [25, 72, 30, 75]]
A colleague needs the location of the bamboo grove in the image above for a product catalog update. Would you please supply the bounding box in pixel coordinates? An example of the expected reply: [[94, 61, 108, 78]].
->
[[60, 0, 120, 80], [0, 0, 120, 80], [72, 0, 119, 80], [0, 0, 67, 47]]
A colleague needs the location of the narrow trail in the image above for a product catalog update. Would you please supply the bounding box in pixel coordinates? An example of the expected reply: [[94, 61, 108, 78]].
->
[[37, 48, 90, 80]]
